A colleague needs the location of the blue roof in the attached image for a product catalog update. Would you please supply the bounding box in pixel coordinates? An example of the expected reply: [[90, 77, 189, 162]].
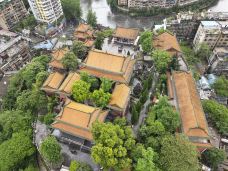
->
[[201, 21, 220, 27]]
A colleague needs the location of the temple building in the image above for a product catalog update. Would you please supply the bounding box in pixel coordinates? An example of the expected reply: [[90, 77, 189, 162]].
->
[[49, 48, 69, 71], [80, 49, 135, 84], [167, 71, 212, 152], [113, 27, 139, 45], [153, 32, 181, 56], [52, 99, 109, 147]]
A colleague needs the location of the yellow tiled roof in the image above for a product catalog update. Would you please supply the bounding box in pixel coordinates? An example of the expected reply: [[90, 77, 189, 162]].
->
[[52, 99, 108, 141], [41, 72, 65, 92], [113, 27, 139, 40], [154, 32, 181, 56], [171, 71, 211, 149], [80, 50, 135, 84], [51, 48, 69, 61], [58, 72, 80, 94], [109, 83, 130, 111], [49, 48, 69, 69]]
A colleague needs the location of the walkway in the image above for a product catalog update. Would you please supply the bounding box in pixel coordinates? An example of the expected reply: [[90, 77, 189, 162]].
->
[[132, 72, 158, 136]]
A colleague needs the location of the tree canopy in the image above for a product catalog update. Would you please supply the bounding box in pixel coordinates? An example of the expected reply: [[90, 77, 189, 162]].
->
[[62, 52, 78, 71], [91, 89, 111, 108], [159, 134, 199, 171], [94, 32, 104, 50], [151, 50, 171, 73], [61, 0, 81, 20], [87, 9, 97, 27], [202, 147, 226, 170], [135, 147, 158, 171], [202, 100, 228, 134], [72, 80, 91, 103], [100, 78, 113, 92], [212, 76, 228, 97], [72, 41, 88, 60], [40, 136, 62, 165], [0, 132, 35, 171], [91, 120, 135, 170], [0, 110, 32, 143], [140, 31, 153, 54], [195, 43, 212, 61]]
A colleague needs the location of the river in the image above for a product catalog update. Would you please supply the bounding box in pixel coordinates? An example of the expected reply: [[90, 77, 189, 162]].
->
[[80, 0, 228, 29]]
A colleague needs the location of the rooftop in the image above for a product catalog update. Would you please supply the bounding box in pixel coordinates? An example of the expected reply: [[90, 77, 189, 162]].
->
[[79, 49, 135, 84], [108, 83, 130, 113], [58, 72, 80, 95], [113, 27, 139, 40], [169, 71, 211, 149], [201, 21, 220, 28], [49, 48, 69, 69], [41, 72, 65, 93], [52, 99, 108, 141], [153, 32, 181, 56]]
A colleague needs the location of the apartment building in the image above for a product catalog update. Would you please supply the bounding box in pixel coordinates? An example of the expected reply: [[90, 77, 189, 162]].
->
[[208, 47, 228, 76], [0, 0, 28, 30], [128, 0, 177, 8], [178, 0, 199, 6], [193, 21, 228, 50], [120, 0, 200, 8], [118, 0, 128, 6], [0, 30, 32, 73], [28, 0, 63, 23]]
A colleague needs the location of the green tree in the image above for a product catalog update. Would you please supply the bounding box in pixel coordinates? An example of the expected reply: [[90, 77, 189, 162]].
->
[[62, 52, 78, 71], [16, 90, 48, 113], [202, 100, 228, 134], [141, 37, 152, 54], [72, 80, 91, 103], [80, 72, 99, 91], [34, 71, 48, 88], [202, 147, 226, 170], [157, 28, 172, 35], [31, 55, 51, 69], [87, 9, 97, 27], [43, 113, 55, 125], [212, 76, 228, 97], [91, 89, 111, 108], [21, 61, 46, 89], [91, 122, 135, 170], [100, 78, 113, 92], [61, 0, 81, 20], [72, 41, 88, 59], [70, 160, 92, 171], [135, 147, 158, 171], [131, 104, 139, 125], [0, 132, 35, 171], [150, 96, 180, 133], [0, 110, 32, 143], [94, 32, 104, 50], [151, 50, 171, 73], [196, 43, 212, 61], [40, 136, 62, 166], [139, 120, 165, 143], [159, 134, 199, 171], [139, 30, 152, 44], [140, 89, 148, 104]]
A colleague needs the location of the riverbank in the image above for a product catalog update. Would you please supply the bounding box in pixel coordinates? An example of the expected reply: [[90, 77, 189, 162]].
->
[[115, 0, 219, 17]]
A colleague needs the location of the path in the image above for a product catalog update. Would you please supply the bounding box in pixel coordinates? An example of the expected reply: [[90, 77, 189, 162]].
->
[[132, 72, 158, 136]]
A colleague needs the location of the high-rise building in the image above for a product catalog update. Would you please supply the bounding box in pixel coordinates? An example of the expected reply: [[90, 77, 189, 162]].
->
[[193, 21, 228, 50], [0, 0, 28, 30], [28, 0, 63, 23]]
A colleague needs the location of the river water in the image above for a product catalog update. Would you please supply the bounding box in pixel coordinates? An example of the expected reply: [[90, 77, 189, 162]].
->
[[81, 0, 228, 29]]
